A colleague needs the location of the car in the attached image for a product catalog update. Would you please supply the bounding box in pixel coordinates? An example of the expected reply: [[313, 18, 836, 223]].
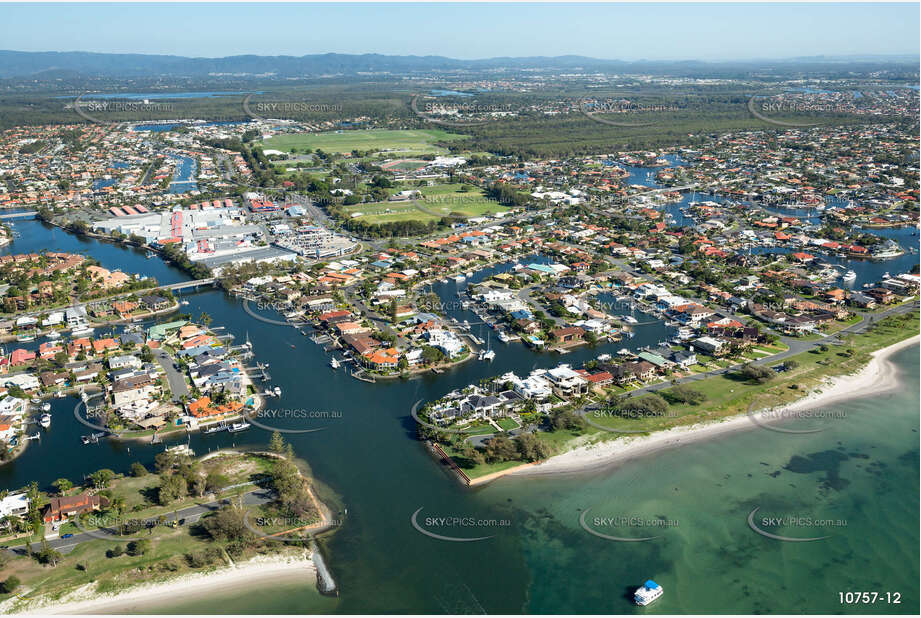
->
[[61, 533, 73, 539]]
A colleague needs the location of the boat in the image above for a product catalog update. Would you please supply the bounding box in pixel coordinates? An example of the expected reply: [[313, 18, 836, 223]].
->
[[330, 357, 341, 369], [228, 422, 251, 433], [596, 353, 612, 362], [623, 316, 639, 324], [841, 270, 857, 281], [634, 580, 663, 606], [273, 386, 282, 396], [45, 331, 62, 341], [41, 402, 51, 412], [180, 300, 189, 306], [454, 274, 466, 282], [146, 250, 156, 259], [16, 333, 36, 342], [39, 413, 51, 428], [497, 331, 511, 344], [71, 326, 94, 337], [202, 423, 226, 434]]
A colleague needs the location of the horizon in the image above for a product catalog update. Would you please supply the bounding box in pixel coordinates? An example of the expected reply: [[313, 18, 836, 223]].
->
[[1, 2, 918, 61]]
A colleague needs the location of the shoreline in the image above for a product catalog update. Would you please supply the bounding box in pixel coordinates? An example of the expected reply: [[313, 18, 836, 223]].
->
[[6, 552, 317, 615], [500, 334, 920, 480]]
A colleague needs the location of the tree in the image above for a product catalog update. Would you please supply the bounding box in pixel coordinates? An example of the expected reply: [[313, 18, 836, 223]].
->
[[739, 363, 775, 384], [205, 471, 229, 494], [130, 462, 148, 477], [52, 478, 73, 496], [269, 431, 285, 454], [483, 435, 518, 463], [158, 474, 188, 505], [663, 385, 707, 405], [88, 469, 115, 489], [202, 503, 253, 543], [515, 433, 551, 462], [618, 393, 670, 418], [126, 539, 151, 556], [550, 409, 585, 431]]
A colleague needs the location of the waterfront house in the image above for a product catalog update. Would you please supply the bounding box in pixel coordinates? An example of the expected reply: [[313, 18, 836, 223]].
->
[[0, 492, 30, 520], [691, 336, 726, 356], [43, 492, 106, 523]]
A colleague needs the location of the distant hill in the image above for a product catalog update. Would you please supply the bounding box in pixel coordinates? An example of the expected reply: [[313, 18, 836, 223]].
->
[[0, 50, 915, 79]]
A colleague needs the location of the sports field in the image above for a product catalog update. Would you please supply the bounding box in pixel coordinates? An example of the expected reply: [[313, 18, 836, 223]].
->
[[262, 129, 466, 155], [342, 183, 511, 224]]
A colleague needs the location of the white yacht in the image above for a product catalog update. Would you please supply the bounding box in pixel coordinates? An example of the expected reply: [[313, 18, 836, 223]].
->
[[45, 331, 62, 341], [330, 357, 341, 369], [71, 326, 94, 337], [39, 413, 51, 428], [623, 316, 639, 324], [227, 421, 251, 433], [634, 580, 663, 606], [479, 349, 496, 361], [841, 270, 857, 281], [497, 331, 511, 344]]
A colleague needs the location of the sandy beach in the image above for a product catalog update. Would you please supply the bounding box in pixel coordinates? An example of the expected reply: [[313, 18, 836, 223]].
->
[[7, 552, 316, 615], [508, 334, 920, 479]]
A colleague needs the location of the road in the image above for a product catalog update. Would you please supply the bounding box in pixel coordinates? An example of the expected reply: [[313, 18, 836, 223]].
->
[[5, 488, 275, 555], [153, 348, 189, 402]]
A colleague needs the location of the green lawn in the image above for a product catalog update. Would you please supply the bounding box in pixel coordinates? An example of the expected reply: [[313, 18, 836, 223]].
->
[[342, 183, 510, 224], [262, 129, 466, 155]]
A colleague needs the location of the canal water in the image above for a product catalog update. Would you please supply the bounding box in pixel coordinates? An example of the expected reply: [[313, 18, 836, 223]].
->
[[0, 217, 917, 614]]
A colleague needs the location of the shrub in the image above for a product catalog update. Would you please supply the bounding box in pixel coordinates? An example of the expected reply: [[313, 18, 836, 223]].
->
[[1, 576, 20, 593]]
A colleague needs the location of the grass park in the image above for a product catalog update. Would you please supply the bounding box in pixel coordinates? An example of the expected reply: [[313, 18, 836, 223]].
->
[[340, 183, 511, 224]]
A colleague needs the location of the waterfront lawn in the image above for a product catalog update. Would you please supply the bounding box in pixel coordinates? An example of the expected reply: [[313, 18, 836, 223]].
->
[[456, 311, 920, 475], [262, 129, 465, 155]]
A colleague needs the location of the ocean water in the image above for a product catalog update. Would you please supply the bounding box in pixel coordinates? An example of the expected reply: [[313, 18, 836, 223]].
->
[[475, 344, 920, 614]]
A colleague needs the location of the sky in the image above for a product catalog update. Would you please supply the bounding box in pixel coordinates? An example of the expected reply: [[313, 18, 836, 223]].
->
[[1, 2, 918, 61]]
